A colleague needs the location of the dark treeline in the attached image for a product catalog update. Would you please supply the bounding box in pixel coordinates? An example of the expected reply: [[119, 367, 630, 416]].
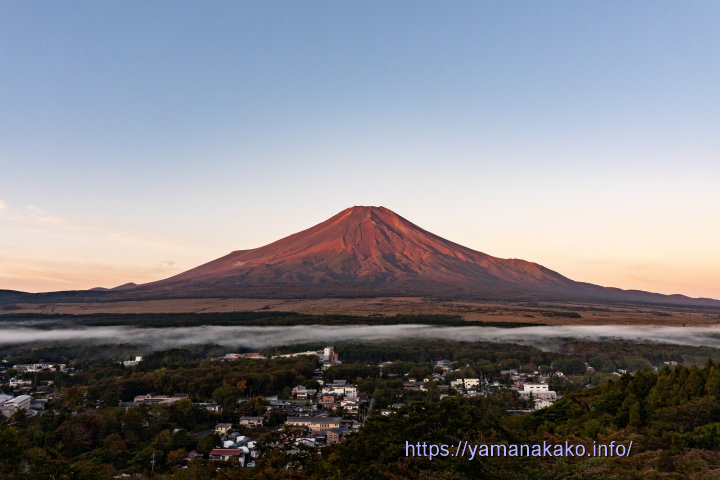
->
[[0, 343, 153, 364], [0, 311, 544, 328]]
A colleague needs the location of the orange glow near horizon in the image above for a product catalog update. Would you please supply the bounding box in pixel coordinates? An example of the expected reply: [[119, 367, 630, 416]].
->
[[1, 201, 718, 300]]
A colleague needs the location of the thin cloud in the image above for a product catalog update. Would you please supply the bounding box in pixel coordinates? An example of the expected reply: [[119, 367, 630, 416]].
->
[[0, 200, 79, 229], [104, 232, 171, 248], [1, 200, 174, 246]]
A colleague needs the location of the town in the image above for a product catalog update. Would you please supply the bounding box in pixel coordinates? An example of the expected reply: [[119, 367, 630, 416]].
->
[[2, 338, 683, 476]]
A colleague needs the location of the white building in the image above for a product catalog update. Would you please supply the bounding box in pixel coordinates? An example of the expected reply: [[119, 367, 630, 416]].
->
[[9, 378, 32, 388], [450, 379, 464, 390], [123, 356, 143, 367], [321, 381, 356, 397], [323, 346, 333, 362], [13, 363, 64, 373], [522, 383, 549, 393], [519, 383, 557, 402], [534, 398, 554, 410], [463, 378, 480, 390], [1, 395, 31, 418]]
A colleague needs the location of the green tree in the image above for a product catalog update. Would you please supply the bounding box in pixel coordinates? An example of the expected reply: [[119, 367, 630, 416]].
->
[[0, 425, 22, 475], [629, 400, 642, 427], [212, 384, 239, 411], [196, 435, 216, 455], [705, 366, 720, 395], [166, 448, 187, 466]]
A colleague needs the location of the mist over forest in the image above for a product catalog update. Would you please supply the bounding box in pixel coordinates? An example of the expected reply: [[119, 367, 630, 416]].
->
[[2, 323, 720, 351]]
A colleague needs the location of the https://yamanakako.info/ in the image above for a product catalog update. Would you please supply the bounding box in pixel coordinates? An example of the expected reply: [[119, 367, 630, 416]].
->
[[404, 440, 632, 461]]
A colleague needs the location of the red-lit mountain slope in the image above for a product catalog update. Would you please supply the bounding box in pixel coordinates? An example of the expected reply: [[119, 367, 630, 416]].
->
[[120, 206, 717, 305]]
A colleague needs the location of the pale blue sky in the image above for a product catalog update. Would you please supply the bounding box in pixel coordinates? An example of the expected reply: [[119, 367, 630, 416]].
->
[[1, 1, 719, 296]]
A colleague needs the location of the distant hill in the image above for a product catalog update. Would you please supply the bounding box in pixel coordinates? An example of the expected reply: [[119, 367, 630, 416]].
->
[[2, 206, 719, 307]]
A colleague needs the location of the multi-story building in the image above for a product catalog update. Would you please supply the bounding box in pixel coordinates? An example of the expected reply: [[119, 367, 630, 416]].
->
[[1, 395, 31, 418]]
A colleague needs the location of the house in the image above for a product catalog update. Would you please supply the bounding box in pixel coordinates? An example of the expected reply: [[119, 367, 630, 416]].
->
[[294, 388, 316, 400], [214, 423, 233, 435], [435, 359, 454, 371], [196, 402, 222, 413], [294, 437, 317, 448], [320, 393, 339, 405], [534, 398, 554, 410], [463, 378, 480, 390], [238, 416, 264, 428], [340, 398, 360, 414], [326, 426, 349, 444], [321, 380, 353, 397], [1, 395, 31, 418], [268, 400, 291, 411], [209, 448, 246, 462], [186, 450, 203, 461], [285, 416, 343, 433], [9, 378, 32, 388]]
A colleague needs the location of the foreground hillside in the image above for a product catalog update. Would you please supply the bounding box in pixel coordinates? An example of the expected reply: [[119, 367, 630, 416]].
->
[[2, 338, 720, 479]]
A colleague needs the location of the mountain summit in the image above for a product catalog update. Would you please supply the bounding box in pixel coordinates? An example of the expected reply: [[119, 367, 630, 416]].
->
[[121, 206, 715, 305]]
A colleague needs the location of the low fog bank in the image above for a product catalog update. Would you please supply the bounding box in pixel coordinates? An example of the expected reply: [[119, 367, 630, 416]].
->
[[2, 324, 720, 351]]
